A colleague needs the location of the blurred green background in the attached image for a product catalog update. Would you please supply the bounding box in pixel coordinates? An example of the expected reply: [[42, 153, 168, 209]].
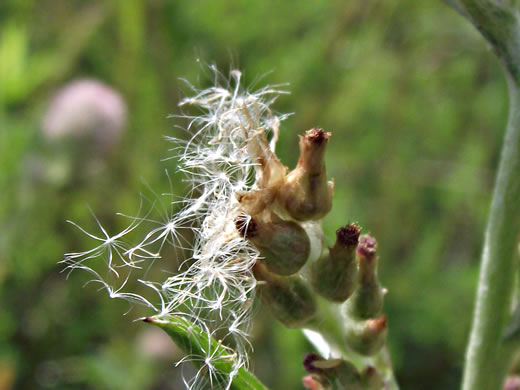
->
[[0, 1, 509, 389]]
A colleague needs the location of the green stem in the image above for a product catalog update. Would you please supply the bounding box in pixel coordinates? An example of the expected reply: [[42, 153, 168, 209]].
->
[[446, 1, 520, 390], [463, 72, 520, 390], [448, 0, 520, 390], [454, 0, 520, 84]]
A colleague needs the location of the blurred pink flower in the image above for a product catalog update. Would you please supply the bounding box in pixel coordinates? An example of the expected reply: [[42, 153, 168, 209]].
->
[[42, 79, 126, 152], [505, 376, 520, 390]]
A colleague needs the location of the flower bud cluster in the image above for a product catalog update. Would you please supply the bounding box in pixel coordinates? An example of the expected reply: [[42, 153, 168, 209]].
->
[[231, 103, 389, 387], [235, 125, 388, 359], [234, 127, 333, 327], [63, 69, 390, 389]]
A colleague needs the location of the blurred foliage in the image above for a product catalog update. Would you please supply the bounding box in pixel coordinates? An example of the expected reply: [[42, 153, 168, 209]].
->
[[0, 0, 510, 389]]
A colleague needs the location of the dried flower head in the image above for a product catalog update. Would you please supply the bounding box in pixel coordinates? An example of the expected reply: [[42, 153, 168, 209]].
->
[[62, 68, 291, 389]]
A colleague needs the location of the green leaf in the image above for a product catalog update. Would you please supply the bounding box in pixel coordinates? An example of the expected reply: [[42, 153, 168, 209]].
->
[[143, 315, 269, 390]]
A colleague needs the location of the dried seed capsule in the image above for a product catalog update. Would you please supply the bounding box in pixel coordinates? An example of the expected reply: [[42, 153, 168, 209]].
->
[[311, 224, 360, 302], [236, 214, 310, 275], [344, 315, 388, 356], [254, 264, 316, 328], [277, 128, 334, 221], [344, 235, 385, 319], [245, 122, 287, 190]]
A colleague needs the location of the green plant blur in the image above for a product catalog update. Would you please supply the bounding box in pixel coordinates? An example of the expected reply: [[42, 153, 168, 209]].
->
[[0, 1, 510, 389]]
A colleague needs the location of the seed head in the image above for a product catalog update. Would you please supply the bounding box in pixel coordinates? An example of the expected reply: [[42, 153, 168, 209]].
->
[[62, 68, 290, 389]]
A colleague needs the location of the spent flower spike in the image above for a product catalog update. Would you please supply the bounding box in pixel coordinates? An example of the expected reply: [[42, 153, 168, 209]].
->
[[64, 67, 395, 389], [63, 67, 291, 389]]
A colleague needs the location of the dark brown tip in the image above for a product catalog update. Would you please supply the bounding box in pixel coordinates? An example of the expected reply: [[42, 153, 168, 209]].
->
[[357, 234, 377, 259], [143, 317, 153, 323], [235, 215, 258, 238], [362, 365, 376, 377], [336, 224, 361, 247], [305, 128, 330, 144], [303, 353, 325, 374]]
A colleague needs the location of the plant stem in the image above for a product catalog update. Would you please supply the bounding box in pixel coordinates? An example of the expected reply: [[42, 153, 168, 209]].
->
[[446, 1, 520, 389], [374, 347, 399, 390], [462, 71, 520, 390]]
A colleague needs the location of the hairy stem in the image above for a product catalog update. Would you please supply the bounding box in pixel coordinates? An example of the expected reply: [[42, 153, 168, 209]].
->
[[451, 2, 520, 389], [463, 72, 520, 390]]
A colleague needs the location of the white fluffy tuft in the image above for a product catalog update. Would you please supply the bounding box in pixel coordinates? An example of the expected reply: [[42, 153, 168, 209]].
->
[[62, 67, 289, 389]]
